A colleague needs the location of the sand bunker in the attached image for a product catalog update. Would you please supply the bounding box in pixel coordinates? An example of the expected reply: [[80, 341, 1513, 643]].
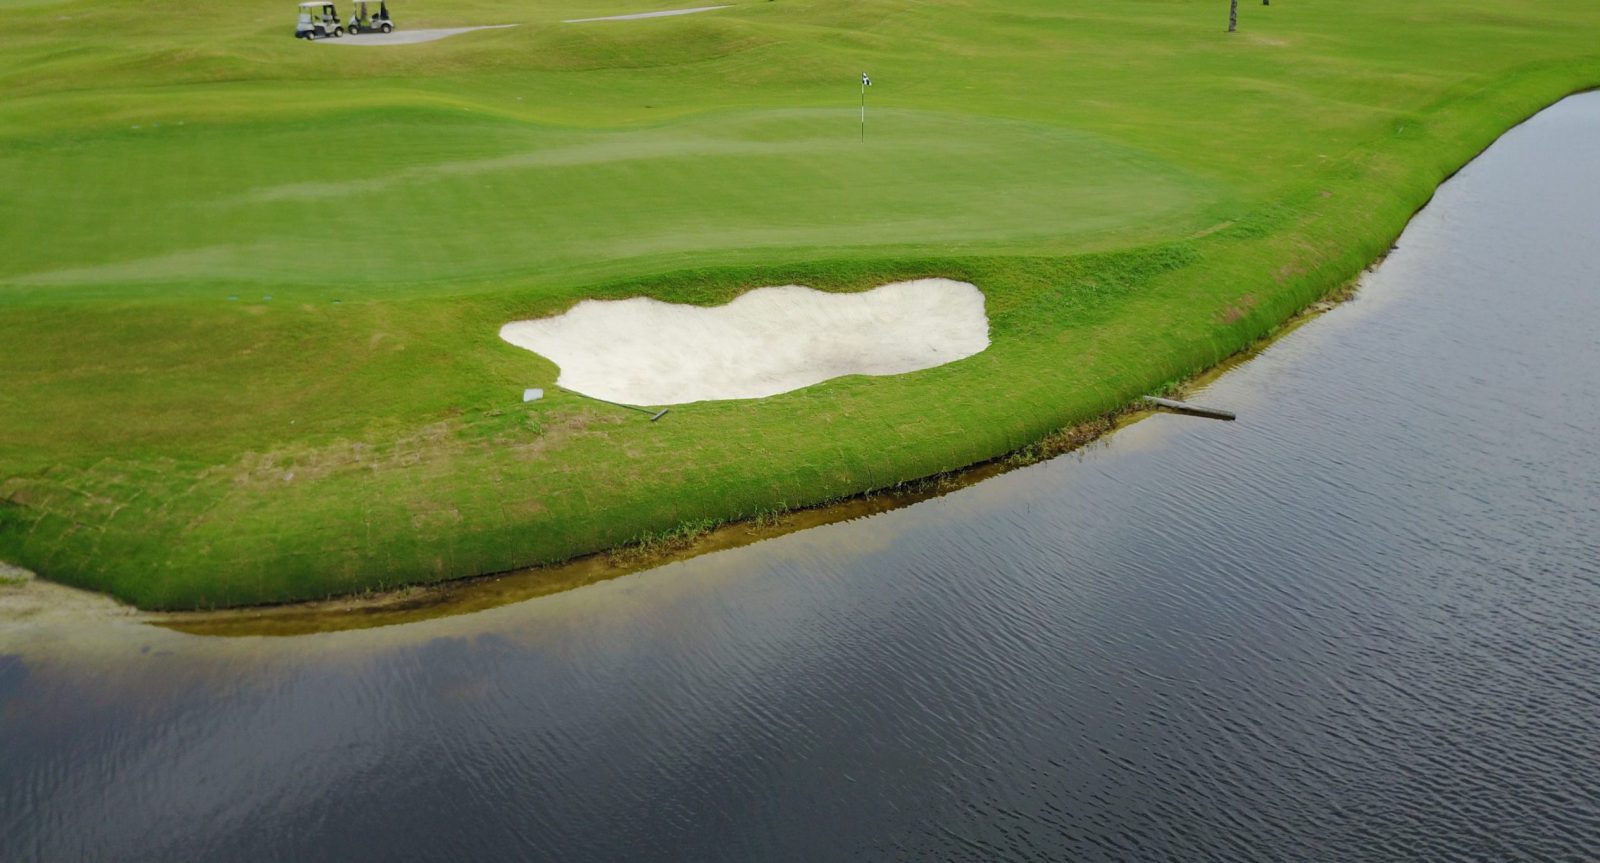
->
[[319, 24, 515, 45], [563, 5, 728, 23], [499, 279, 989, 406]]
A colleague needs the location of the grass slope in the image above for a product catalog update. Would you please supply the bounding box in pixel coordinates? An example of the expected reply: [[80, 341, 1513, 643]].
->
[[1, 0, 1597, 608]]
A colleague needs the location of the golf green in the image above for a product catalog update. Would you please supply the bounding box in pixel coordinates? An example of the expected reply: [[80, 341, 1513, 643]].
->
[[2, 0, 1597, 608]]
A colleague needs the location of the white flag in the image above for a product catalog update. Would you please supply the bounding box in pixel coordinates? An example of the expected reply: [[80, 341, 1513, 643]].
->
[[862, 72, 872, 86]]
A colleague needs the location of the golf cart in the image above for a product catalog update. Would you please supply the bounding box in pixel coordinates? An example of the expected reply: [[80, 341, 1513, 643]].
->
[[346, 0, 395, 34], [295, 1, 343, 38]]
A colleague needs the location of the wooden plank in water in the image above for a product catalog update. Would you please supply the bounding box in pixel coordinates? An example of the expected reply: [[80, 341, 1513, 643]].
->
[[1142, 395, 1237, 421]]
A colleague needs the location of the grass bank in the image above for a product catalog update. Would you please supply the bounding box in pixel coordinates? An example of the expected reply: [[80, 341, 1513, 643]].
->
[[2, 0, 1598, 608]]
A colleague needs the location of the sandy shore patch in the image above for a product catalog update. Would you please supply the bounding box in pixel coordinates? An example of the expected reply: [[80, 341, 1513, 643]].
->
[[563, 5, 728, 23], [319, 24, 516, 45], [0, 562, 139, 636], [499, 278, 989, 406]]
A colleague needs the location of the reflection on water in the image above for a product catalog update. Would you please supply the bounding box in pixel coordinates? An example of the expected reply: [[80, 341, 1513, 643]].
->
[[4, 94, 1600, 861]]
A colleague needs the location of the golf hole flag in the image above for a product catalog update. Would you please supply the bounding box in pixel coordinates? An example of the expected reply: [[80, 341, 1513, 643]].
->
[[860, 72, 872, 141]]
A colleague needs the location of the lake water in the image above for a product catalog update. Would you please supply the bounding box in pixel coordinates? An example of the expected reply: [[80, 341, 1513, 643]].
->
[[3, 93, 1598, 862]]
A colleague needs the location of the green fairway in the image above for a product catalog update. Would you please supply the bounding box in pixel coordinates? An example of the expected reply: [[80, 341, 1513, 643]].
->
[[2, 0, 1598, 608], [2, 107, 1216, 288]]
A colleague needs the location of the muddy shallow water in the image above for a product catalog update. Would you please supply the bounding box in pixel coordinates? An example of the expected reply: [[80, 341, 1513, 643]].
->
[[2, 94, 1599, 861]]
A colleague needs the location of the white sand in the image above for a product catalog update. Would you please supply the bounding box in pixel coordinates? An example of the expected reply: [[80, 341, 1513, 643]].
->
[[563, 5, 728, 23], [499, 278, 990, 406], [318, 24, 516, 45]]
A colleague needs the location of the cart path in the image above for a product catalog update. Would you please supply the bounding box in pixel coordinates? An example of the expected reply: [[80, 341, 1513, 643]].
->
[[563, 5, 729, 23], [317, 24, 516, 45]]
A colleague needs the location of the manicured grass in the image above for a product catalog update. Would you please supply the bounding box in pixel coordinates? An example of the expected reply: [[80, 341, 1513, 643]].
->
[[2, 0, 1597, 608], [1, 107, 1216, 289]]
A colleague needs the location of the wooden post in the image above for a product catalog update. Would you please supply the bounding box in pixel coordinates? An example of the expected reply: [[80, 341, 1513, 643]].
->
[[1143, 395, 1237, 421]]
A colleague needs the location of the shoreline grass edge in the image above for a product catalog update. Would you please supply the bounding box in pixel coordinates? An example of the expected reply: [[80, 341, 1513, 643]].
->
[[3, 67, 1598, 612]]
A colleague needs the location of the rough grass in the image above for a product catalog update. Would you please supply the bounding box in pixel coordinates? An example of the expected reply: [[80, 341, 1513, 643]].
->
[[2, 0, 1598, 608]]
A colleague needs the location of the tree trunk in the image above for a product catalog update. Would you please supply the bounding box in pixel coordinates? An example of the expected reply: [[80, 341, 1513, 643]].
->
[[1228, 0, 1238, 31]]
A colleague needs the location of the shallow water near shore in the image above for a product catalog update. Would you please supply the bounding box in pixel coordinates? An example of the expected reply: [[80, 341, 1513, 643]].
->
[[3, 93, 1599, 860]]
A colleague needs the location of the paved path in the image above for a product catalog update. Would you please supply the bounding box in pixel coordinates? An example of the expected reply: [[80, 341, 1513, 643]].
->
[[563, 5, 729, 23], [317, 24, 516, 45]]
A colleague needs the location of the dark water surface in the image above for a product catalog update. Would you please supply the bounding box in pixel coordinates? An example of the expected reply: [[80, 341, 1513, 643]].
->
[[4, 95, 1600, 862]]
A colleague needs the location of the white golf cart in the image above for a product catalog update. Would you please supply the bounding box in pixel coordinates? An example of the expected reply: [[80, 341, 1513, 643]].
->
[[295, 1, 343, 39], [346, 0, 395, 34]]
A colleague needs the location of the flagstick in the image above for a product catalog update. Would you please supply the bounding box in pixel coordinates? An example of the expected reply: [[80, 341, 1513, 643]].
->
[[859, 72, 872, 142]]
